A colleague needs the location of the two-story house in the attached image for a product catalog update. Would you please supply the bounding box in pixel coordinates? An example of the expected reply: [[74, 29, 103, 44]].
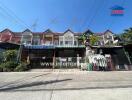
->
[[0, 29, 125, 70]]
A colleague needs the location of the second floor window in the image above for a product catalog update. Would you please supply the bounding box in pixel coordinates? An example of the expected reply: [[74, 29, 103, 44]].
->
[[32, 40, 40, 45], [65, 41, 72, 45], [22, 41, 31, 45], [60, 41, 63, 45], [54, 40, 58, 45], [65, 41, 68, 45], [45, 41, 52, 45], [74, 41, 77, 45]]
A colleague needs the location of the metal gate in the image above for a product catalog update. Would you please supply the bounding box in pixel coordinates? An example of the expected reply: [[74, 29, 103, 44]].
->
[[55, 57, 77, 69]]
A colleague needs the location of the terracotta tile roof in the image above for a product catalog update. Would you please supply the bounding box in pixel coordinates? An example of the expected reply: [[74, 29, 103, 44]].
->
[[0, 29, 114, 36], [0, 28, 12, 33]]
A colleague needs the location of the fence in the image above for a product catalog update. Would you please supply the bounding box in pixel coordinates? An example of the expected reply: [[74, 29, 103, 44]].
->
[[30, 57, 85, 69]]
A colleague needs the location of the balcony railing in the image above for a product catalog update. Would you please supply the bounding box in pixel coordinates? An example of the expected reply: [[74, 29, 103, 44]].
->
[[55, 44, 85, 48], [24, 44, 85, 49]]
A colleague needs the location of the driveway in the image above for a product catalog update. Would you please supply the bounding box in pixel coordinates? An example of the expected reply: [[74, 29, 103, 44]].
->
[[0, 71, 132, 100]]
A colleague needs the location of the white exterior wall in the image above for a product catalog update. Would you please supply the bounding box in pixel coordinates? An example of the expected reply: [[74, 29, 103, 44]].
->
[[22, 31, 32, 45], [99, 31, 115, 45], [59, 36, 63, 45], [104, 31, 114, 42], [32, 35, 40, 45], [58, 31, 78, 46]]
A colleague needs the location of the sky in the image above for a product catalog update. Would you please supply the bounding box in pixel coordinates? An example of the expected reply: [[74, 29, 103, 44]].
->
[[0, 0, 131, 34]]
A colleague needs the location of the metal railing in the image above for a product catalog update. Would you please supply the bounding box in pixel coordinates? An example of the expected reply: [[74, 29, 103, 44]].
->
[[30, 57, 85, 69], [24, 44, 85, 49]]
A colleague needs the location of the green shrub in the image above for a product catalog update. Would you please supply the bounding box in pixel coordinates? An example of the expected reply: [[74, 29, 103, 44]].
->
[[3, 50, 17, 62], [1, 61, 18, 72], [14, 62, 29, 72], [0, 51, 4, 63], [0, 63, 3, 72]]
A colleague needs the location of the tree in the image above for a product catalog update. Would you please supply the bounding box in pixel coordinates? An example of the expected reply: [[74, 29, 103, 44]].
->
[[121, 27, 132, 44], [89, 35, 99, 46], [78, 32, 99, 46]]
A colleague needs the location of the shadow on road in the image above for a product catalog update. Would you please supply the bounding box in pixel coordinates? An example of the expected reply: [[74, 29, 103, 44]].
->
[[0, 79, 72, 92], [1, 85, 132, 92], [0, 73, 51, 89]]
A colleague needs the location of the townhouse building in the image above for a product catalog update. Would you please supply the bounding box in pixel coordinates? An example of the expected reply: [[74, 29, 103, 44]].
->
[[0, 28, 130, 70]]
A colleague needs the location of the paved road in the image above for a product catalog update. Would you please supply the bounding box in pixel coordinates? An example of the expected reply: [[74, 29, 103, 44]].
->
[[0, 71, 132, 100]]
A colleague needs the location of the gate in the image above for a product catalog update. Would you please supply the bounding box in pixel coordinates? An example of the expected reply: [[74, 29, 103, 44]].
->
[[55, 57, 82, 69], [30, 57, 84, 69], [30, 57, 53, 68]]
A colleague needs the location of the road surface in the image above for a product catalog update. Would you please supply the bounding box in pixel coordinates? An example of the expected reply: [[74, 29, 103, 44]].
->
[[0, 71, 132, 100]]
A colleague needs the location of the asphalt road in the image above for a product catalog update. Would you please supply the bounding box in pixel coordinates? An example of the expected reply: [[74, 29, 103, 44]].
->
[[0, 71, 132, 100]]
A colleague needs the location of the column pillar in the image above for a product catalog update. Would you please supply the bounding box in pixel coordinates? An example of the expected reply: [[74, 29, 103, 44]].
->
[[73, 36, 74, 45], [103, 35, 105, 45], [59, 38, 60, 46], [112, 35, 114, 43], [53, 49, 56, 69], [43, 35, 45, 45], [63, 36, 65, 46], [0, 34, 2, 41], [52, 35, 54, 45], [30, 35, 33, 45], [77, 54, 80, 68], [9, 35, 12, 42]]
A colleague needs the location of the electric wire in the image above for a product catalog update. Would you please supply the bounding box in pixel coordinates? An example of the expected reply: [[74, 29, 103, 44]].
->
[[79, 0, 96, 32], [87, 0, 106, 29], [0, 1, 30, 29]]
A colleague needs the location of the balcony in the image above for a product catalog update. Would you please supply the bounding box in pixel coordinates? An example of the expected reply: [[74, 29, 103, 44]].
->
[[24, 44, 85, 49]]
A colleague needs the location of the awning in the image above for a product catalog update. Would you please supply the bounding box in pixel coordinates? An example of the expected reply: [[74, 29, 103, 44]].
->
[[56, 45, 85, 48], [24, 45, 55, 49], [0, 42, 20, 49]]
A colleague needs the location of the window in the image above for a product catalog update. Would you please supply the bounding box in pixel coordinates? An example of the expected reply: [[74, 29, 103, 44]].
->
[[33, 40, 39, 45], [74, 41, 77, 45], [54, 40, 58, 45], [106, 35, 113, 39], [45, 41, 52, 45], [65, 41, 68, 45], [65, 41, 72, 45], [60, 41, 63, 45], [109, 36, 112, 39]]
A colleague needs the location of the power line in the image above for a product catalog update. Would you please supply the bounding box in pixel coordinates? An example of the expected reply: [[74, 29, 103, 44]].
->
[[0, 1, 30, 29], [31, 19, 38, 31], [87, 0, 106, 28], [79, 0, 106, 32], [79, 0, 96, 32]]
